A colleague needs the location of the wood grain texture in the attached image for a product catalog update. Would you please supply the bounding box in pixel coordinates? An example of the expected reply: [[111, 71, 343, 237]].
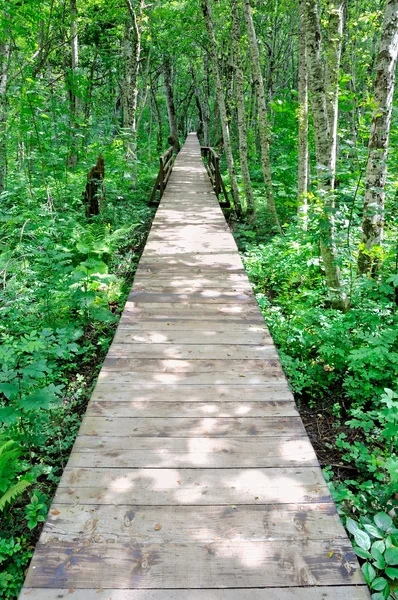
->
[[20, 588, 371, 599], [20, 134, 364, 597]]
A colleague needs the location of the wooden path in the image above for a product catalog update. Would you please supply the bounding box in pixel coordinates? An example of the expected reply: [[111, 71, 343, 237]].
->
[[21, 134, 370, 599]]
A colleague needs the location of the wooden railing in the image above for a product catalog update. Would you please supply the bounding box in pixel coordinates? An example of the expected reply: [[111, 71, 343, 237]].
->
[[200, 146, 230, 208], [150, 146, 174, 204]]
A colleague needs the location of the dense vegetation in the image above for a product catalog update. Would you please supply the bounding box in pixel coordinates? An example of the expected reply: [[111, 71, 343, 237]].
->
[[0, 0, 397, 598]]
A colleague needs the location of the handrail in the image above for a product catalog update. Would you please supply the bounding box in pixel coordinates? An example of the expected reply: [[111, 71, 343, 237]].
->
[[200, 146, 230, 208], [150, 146, 175, 205]]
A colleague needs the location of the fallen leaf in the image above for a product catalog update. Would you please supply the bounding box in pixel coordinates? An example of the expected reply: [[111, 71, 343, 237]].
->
[[231, 505, 237, 509], [239, 374, 245, 378], [254, 497, 259, 500], [177, 480, 182, 485], [328, 551, 334, 558], [154, 523, 162, 531], [51, 509, 60, 516]]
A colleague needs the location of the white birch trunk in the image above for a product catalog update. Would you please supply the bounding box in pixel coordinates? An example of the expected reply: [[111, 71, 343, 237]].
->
[[232, 0, 255, 216], [201, 0, 242, 215], [123, 0, 144, 184], [358, 0, 398, 275], [304, 0, 348, 310], [242, 0, 281, 231], [0, 40, 10, 193], [68, 0, 79, 167], [297, 0, 309, 223]]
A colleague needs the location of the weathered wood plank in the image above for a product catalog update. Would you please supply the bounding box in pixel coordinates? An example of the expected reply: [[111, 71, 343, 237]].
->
[[86, 400, 298, 417], [39, 502, 346, 542], [127, 290, 255, 304], [78, 416, 305, 438], [70, 436, 317, 468], [97, 372, 290, 385], [20, 588, 372, 599], [24, 538, 362, 588], [113, 328, 272, 345], [56, 467, 331, 505], [91, 384, 294, 402], [101, 358, 283, 374], [108, 344, 278, 360]]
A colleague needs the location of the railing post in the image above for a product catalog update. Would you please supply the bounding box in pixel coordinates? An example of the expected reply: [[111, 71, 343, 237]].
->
[[159, 157, 164, 198], [215, 155, 221, 196]]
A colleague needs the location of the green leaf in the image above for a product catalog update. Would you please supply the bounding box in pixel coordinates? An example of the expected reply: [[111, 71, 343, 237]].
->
[[353, 546, 372, 559], [371, 548, 385, 569], [374, 513, 393, 532], [371, 577, 388, 591], [372, 541, 386, 554], [0, 383, 19, 400], [355, 529, 371, 551], [362, 562, 376, 584], [385, 547, 398, 565], [346, 517, 359, 535], [365, 524, 384, 539], [385, 566, 398, 580], [371, 594, 385, 600]]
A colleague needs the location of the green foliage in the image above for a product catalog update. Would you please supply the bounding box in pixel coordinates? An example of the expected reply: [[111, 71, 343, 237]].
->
[[345, 512, 398, 598], [24, 490, 48, 530], [0, 537, 32, 600]]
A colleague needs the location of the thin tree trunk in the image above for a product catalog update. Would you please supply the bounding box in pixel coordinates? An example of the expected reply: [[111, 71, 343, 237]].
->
[[242, 0, 282, 231], [0, 40, 10, 193], [201, 0, 242, 215], [203, 53, 211, 146], [67, 0, 79, 167], [163, 57, 180, 153], [358, 0, 398, 275], [297, 0, 309, 224], [232, 0, 255, 216], [305, 0, 348, 310], [123, 0, 144, 184], [151, 80, 163, 153]]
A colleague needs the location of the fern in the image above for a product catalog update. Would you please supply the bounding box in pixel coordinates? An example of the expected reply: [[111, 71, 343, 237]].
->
[[0, 480, 31, 512]]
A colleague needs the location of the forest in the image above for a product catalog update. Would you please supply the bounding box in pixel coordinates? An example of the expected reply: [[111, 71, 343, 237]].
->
[[0, 0, 397, 597]]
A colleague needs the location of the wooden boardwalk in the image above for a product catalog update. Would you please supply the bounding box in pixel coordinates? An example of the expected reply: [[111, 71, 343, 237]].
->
[[21, 134, 370, 599]]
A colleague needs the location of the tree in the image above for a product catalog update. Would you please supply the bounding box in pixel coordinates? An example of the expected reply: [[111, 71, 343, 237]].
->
[[231, 0, 255, 216], [242, 0, 282, 231], [163, 55, 180, 153], [358, 0, 398, 275], [201, 0, 242, 215], [297, 0, 309, 223], [304, 0, 347, 310]]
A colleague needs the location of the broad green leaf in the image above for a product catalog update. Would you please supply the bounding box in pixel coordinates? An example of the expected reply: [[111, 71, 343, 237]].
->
[[346, 517, 359, 535], [385, 547, 398, 566], [385, 566, 398, 580], [362, 562, 376, 584], [374, 513, 393, 532], [371, 577, 388, 591], [353, 546, 372, 559], [371, 548, 385, 569], [355, 529, 371, 551], [365, 524, 383, 539]]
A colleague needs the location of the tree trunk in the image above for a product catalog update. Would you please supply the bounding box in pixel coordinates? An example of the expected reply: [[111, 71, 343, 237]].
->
[[83, 156, 104, 218], [151, 80, 163, 153], [297, 0, 309, 223], [202, 54, 211, 146], [163, 57, 180, 153], [67, 0, 79, 167], [358, 0, 398, 275], [232, 0, 255, 216], [242, 0, 281, 232], [0, 40, 10, 193], [201, 0, 242, 215], [123, 0, 144, 184], [304, 0, 348, 310]]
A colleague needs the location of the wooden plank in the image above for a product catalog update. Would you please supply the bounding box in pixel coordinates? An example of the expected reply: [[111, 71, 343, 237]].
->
[[24, 538, 362, 588], [97, 372, 289, 385], [90, 384, 294, 402], [116, 319, 269, 330], [86, 400, 298, 417], [56, 467, 331, 505], [107, 344, 278, 360], [70, 436, 317, 468], [123, 301, 261, 316], [113, 328, 272, 345], [127, 291, 255, 304], [39, 502, 346, 542], [20, 587, 372, 599], [78, 416, 305, 437], [101, 358, 283, 373]]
